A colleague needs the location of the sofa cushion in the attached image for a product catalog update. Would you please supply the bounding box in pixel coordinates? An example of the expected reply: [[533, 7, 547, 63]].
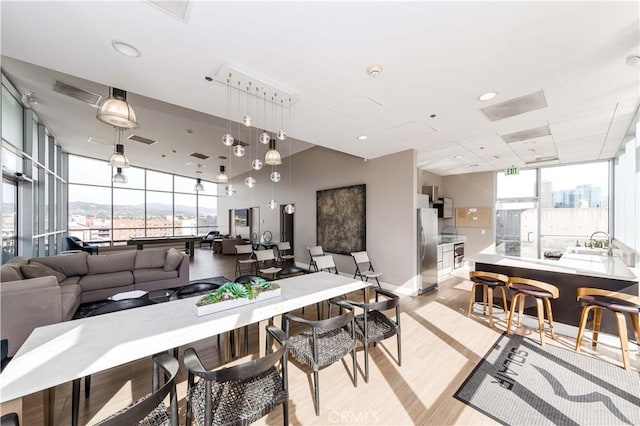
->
[[163, 248, 183, 271], [133, 268, 179, 283], [60, 276, 81, 286], [0, 256, 28, 282], [21, 263, 67, 284], [31, 252, 89, 277], [79, 271, 134, 292], [88, 251, 136, 275], [60, 284, 82, 321], [135, 249, 167, 270]]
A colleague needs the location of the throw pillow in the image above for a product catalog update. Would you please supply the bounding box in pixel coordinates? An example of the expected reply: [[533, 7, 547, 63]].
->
[[21, 262, 67, 283], [163, 248, 183, 271]]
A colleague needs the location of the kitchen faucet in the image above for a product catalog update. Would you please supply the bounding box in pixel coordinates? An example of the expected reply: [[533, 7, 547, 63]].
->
[[589, 231, 613, 256]]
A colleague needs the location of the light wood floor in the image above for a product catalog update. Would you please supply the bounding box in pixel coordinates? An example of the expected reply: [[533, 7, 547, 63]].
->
[[20, 247, 637, 425]]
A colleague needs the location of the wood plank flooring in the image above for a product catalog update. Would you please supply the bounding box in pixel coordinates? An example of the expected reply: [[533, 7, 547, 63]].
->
[[19, 247, 636, 425]]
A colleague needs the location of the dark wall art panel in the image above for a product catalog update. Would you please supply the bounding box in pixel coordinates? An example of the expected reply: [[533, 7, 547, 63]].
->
[[316, 184, 366, 255]]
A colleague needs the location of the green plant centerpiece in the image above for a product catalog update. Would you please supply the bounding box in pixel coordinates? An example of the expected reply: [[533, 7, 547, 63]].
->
[[195, 278, 281, 316]]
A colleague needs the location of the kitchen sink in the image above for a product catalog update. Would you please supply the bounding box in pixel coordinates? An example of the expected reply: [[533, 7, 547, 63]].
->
[[564, 247, 609, 256]]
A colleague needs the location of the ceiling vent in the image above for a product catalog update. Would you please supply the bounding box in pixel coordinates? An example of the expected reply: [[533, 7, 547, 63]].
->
[[127, 134, 158, 145], [53, 80, 102, 106], [480, 90, 548, 122], [501, 125, 551, 143], [525, 156, 559, 166], [87, 137, 112, 146], [189, 152, 210, 160]]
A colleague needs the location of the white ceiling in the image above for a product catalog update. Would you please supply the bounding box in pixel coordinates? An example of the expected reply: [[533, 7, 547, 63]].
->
[[1, 1, 638, 179]]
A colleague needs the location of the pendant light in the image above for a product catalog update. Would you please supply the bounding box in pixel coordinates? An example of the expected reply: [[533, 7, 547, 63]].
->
[[215, 156, 229, 183], [221, 75, 234, 146], [259, 91, 270, 145], [96, 87, 138, 129], [265, 140, 282, 165], [245, 86, 256, 189], [284, 98, 295, 214], [194, 174, 205, 192], [112, 167, 128, 184], [108, 128, 130, 168]]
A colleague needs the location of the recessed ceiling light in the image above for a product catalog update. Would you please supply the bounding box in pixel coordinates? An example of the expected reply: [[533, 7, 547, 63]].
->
[[111, 41, 141, 57], [477, 91, 497, 101], [357, 135, 368, 141], [454, 155, 464, 159]]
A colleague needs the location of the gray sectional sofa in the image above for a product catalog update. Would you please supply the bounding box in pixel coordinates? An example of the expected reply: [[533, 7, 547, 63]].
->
[[0, 248, 189, 356]]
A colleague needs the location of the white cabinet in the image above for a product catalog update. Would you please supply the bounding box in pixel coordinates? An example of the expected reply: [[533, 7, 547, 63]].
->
[[437, 244, 454, 280]]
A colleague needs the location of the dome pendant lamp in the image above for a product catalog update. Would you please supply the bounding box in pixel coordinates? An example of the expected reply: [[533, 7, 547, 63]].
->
[[96, 87, 138, 129]]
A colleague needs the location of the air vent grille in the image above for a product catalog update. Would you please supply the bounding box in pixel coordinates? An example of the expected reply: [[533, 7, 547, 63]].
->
[[190, 152, 210, 160], [525, 156, 559, 166], [501, 125, 551, 143], [127, 134, 158, 145], [480, 90, 548, 122], [53, 80, 102, 106]]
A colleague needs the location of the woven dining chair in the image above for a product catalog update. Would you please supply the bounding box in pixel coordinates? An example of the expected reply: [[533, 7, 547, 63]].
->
[[331, 289, 401, 382], [94, 353, 179, 426], [274, 308, 357, 416], [184, 325, 289, 426]]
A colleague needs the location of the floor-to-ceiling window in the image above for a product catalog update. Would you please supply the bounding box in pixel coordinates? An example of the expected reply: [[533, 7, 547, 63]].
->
[[67, 154, 218, 246], [2, 178, 18, 262], [496, 161, 610, 259]]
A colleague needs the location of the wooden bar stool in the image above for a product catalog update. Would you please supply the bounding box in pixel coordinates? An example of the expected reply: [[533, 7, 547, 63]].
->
[[467, 271, 509, 327], [575, 288, 640, 370], [506, 277, 559, 346]]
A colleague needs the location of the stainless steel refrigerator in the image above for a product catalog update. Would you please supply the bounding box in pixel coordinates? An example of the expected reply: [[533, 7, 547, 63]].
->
[[418, 208, 438, 294]]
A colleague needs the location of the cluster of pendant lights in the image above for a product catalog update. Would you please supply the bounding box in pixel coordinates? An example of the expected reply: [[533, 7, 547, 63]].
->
[[96, 87, 138, 184], [218, 75, 294, 213]]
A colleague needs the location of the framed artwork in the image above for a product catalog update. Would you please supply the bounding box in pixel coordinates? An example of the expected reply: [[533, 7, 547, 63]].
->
[[316, 184, 366, 255]]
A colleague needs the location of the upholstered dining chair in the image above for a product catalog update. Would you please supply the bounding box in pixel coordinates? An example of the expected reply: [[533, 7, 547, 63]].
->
[[575, 288, 640, 370], [331, 289, 401, 382], [275, 309, 357, 416], [307, 246, 324, 272], [94, 353, 179, 426], [235, 244, 257, 277], [184, 325, 289, 426], [506, 277, 560, 346], [350, 251, 382, 288]]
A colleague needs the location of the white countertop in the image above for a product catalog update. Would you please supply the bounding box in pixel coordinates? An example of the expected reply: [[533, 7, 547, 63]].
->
[[471, 252, 638, 282], [0, 272, 369, 403]]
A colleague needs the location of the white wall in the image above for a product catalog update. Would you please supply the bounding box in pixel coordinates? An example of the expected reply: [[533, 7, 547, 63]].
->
[[220, 146, 418, 291]]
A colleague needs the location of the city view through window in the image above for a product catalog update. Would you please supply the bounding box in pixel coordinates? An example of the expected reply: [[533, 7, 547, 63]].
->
[[496, 162, 609, 259], [68, 155, 218, 245]]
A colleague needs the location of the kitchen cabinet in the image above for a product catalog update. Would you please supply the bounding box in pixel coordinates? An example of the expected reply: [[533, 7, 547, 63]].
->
[[437, 243, 454, 280]]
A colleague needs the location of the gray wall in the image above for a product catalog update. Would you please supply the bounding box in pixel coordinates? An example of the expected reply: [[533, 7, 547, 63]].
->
[[419, 170, 496, 257], [219, 146, 419, 291]]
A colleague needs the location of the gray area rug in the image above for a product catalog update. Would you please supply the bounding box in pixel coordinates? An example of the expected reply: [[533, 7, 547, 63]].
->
[[455, 333, 640, 425], [72, 276, 231, 319]]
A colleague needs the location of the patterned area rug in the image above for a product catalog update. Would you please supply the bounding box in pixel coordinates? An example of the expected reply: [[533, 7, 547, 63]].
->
[[72, 276, 231, 319], [455, 333, 640, 425]]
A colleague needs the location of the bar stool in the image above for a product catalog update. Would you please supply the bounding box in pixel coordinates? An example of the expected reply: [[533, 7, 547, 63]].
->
[[467, 271, 509, 327], [506, 277, 559, 346], [575, 288, 640, 370]]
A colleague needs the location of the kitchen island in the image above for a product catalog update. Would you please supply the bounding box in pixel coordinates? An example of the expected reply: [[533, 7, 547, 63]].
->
[[469, 251, 638, 335]]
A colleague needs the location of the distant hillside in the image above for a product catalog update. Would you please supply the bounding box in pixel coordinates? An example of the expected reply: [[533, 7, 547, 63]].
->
[[69, 201, 217, 217]]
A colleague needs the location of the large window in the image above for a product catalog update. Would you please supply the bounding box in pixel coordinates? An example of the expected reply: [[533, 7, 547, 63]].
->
[[496, 162, 610, 259], [2, 179, 18, 263], [67, 154, 218, 244], [539, 162, 609, 254]]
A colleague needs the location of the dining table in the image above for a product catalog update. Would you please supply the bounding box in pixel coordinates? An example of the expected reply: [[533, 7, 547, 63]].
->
[[0, 272, 370, 426]]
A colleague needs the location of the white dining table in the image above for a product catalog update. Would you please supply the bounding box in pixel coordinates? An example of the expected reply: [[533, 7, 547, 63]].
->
[[0, 272, 370, 424]]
